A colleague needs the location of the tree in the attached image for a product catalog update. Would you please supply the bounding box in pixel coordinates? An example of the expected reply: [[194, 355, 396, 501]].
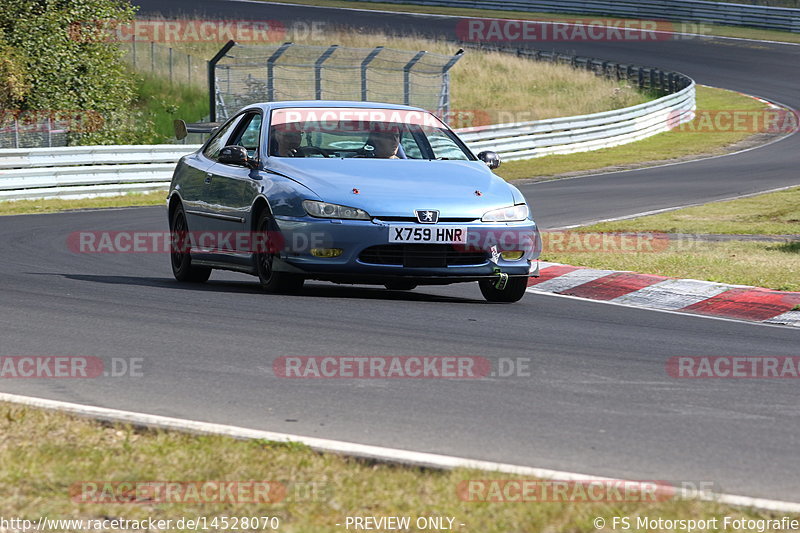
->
[[0, 0, 151, 144]]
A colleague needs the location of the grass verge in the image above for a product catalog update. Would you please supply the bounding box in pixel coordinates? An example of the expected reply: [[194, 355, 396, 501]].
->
[[578, 187, 800, 235], [256, 0, 800, 44], [0, 191, 166, 216], [1, 402, 791, 531], [541, 188, 800, 291], [495, 85, 775, 181]]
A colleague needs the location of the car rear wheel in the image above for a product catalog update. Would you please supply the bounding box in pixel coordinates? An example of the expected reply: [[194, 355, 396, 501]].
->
[[384, 280, 418, 291], [170, 205, 211, 283], [478, 276, 528, 303], [255, 210, 304, 294]]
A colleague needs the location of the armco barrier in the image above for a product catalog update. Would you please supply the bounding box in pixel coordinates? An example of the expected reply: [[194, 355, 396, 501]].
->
[[0, 47, 696, 200], [351, 0, 800, 33], [0, 86, 694, 199]]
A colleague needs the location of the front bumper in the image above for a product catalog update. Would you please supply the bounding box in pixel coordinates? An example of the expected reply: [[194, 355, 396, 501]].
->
[[272, 215, 541, 282]]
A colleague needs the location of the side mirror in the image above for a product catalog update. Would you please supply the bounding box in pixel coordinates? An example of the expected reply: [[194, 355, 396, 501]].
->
[[219, 145, 255, 168], [477, 151, 501, 170]]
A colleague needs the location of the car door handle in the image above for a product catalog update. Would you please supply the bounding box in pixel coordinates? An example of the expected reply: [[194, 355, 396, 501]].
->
[[204, 173, 212, 184]]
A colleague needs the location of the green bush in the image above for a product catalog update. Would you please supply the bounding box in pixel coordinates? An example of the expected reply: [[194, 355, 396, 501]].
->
[[0, 0, 154, 144]]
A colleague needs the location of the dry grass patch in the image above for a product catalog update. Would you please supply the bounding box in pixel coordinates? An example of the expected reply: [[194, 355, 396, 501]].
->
[[1, 403, 791, 531]]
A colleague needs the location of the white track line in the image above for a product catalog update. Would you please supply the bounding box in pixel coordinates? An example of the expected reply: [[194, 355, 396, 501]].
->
[[2, 392, 800, 513], [526, 287, 800, 330]]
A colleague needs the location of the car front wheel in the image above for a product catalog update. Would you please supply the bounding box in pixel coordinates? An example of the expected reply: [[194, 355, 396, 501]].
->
[[255, 210, 304, 294], [478, 276, 528, 303]]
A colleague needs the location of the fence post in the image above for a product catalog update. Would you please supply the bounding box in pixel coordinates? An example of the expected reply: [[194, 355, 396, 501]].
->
[[151, 41, 155, 73], [403, 51, 426, 106], [169, 47, 173, 85], [188, 54, 191, 85], [360, 46, 383, 102], [315, 45, 339, 100], [438, 48, 464, 118], [267, 42, 293, 101], [208, 40, 237, 123]]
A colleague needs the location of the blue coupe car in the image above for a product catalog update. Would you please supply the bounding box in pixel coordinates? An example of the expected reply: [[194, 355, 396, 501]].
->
[[167, 101, 540, 302]]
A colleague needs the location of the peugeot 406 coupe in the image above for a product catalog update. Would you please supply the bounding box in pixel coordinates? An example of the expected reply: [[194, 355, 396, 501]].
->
[[167, 101, 541, 302]]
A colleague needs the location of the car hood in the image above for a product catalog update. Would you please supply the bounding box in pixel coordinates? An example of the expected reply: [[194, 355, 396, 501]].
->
[[266, 158, 517, 218]]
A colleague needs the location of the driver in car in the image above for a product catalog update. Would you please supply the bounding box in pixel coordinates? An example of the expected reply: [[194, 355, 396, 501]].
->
[[272, 127, 303, 157]]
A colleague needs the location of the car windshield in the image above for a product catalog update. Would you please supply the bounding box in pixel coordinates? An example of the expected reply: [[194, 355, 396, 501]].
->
[[268, 107, 473, 160]]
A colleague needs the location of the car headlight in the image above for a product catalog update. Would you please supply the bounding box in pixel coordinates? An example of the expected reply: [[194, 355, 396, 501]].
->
[[482, 204, 529, 222], [303, 200, 371, 220]]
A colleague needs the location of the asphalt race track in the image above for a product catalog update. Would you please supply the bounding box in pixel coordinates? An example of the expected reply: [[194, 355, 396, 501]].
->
[[2, 1, 799, 502]]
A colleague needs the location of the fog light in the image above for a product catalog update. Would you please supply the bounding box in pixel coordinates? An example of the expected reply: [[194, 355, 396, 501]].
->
[[311, 248, 343, 258], [500, 251, 525, 261]]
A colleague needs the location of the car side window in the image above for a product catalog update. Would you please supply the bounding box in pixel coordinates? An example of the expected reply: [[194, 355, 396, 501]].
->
[[228, 113, 263, 158], [202, 116, 242, 161]]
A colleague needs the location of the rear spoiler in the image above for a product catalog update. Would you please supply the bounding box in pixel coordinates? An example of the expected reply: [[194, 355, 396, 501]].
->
[[174, 119, 222, 140]]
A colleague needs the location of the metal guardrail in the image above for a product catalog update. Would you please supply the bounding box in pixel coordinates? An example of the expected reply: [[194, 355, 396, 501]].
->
[[462, 83, 695, 160], [0, 45, 697, 200], [351, 0, 800, 33], [0, 84, 694, 199], [458, 45, 696, 160], [0, 145, 199, 201]]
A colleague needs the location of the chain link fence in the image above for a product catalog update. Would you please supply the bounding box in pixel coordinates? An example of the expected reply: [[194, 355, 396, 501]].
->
[[211, 42, 464, 121], [120, 40, 205, 87], [0, 116, 70, 149]]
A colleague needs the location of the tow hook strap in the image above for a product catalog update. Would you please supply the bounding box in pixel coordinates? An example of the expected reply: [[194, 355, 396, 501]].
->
[[493, 268, 509, 290]]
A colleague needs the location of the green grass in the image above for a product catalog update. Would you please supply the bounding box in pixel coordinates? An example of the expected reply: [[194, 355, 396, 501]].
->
[[578, 187, 800, 235], [495, 85, 771, 181], [133, 73, 209, 143], [1, 402, 790, 531], [256, 0, 800, 44], [542, 239, 800, 291], [541, 188, 800, 291], [0, 191, 166, 216]]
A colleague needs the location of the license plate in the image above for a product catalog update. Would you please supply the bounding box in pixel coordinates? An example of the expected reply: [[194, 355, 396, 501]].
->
[[388, 225, 468, 244]]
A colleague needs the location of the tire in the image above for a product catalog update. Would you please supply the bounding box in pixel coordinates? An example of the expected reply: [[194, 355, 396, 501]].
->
[[478, 276, 528, 303], [255, 210, 304, 294], [384, 280, 418, 291], [170, 205, 212, 283]]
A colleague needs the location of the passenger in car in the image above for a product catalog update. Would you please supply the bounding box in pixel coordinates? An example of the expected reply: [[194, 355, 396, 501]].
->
[[357, 129, 403, 159]]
